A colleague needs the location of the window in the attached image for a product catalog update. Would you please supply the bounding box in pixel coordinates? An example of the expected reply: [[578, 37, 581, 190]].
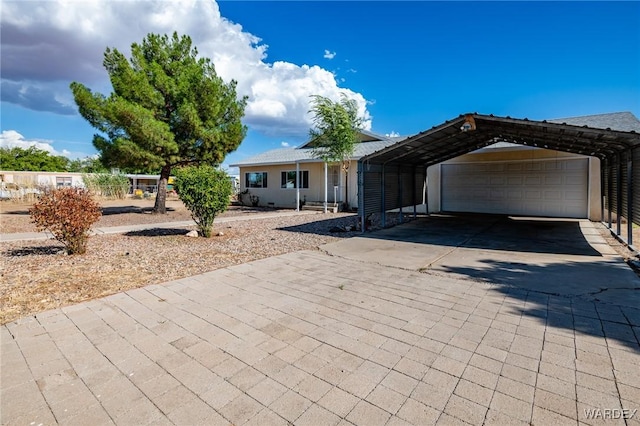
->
[[245, 172, 267, 188], [281, 170, 309, 189], [56, 177, 72, 187]]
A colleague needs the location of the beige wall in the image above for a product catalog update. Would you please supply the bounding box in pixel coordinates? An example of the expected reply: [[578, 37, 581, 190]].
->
[[239, 160, 360, 209], [426, 147, 602, 220], [240, 163, 330, 208]]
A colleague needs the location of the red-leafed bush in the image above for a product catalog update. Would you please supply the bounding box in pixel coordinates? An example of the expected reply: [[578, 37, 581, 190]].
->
[[29, 187, 102, 255]]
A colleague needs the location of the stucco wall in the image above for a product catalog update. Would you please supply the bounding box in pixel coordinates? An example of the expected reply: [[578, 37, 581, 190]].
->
[[239, 161, 360, 209], [239, 163, 325, 208]]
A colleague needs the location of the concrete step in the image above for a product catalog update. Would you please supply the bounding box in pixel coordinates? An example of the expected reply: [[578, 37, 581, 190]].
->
[[302, 204, 339, 213]]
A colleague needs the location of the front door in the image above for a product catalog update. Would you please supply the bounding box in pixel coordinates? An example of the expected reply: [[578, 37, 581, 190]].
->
[[328, 165, 340, 203]]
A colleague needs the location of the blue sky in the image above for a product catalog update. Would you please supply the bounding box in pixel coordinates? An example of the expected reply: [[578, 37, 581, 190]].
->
[[1, 1, 639, 175]]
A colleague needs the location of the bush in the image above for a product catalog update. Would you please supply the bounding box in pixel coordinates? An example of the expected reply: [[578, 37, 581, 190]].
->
[[82, 173, 130, 199], [174, 165, 232, 237], [30, 187, 102, 255]]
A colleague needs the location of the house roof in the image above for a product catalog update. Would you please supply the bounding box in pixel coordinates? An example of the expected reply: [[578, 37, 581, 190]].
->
[[361, 112, 640, 167], [230, 131, 399, 167], [297, 129, 392, 148], [232, 112, 640, 168], [548, 111, 640, 133]]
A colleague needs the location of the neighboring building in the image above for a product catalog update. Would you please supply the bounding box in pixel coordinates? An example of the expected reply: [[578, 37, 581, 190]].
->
[[0, 171, 167, 196], [0, 171, 86, 189], [230, 130, 402, 209]]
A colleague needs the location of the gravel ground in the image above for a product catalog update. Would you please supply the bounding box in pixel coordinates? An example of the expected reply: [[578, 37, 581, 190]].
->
[[0, 197, 282, 234], [1, 211, 364, 325]]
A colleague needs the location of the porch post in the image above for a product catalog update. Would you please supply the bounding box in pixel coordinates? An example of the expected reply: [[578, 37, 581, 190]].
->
[[324, 162, 328, 214], [296, 161, 300, 212]]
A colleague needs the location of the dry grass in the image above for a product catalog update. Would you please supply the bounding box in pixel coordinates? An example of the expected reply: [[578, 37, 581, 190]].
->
[[1, 201, 360, 325]]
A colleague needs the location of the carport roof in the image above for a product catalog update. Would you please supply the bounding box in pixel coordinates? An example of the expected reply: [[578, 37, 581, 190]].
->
[[361, 112, 640, 167]]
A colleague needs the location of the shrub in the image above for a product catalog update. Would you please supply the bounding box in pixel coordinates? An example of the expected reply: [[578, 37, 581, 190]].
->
[[174, 165, 232, 237], [82, 173, 130, 199], [30, 187, 102, 255]]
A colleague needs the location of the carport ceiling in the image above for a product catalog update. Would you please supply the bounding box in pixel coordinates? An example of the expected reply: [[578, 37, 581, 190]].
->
[[363, 113, 640, 167]]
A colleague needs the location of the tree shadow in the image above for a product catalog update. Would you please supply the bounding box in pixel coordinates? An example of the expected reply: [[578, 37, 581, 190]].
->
[[435, 258, 640, 352], [101, 206, 175, 216], [6, 245, 65, 256], [1, 209, 30, 216], [124, 228, 190, 237]]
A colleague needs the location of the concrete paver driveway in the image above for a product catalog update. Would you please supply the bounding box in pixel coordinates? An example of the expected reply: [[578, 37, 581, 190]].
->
[[2, 215, 639, 425]]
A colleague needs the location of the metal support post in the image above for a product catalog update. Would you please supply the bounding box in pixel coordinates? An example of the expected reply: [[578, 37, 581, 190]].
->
[[381, 165, 386, 228]]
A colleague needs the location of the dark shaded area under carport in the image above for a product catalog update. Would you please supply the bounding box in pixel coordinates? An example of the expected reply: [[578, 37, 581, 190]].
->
[[361, 214, 602, 256]]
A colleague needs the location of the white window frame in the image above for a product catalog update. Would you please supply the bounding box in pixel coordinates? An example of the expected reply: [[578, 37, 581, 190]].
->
[[280, 170, 309, 189], [245, 172, 268, 188], [56, 176, 73, 188]]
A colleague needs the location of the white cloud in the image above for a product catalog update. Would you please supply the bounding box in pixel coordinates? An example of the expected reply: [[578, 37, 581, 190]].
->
[[323, 50, 336, 60], [0, 130, 90, 159], [0, 0, 371, 138], [0, 130, 58, 153], [386, 131, 400, 138], [280, 141, 290, 147]]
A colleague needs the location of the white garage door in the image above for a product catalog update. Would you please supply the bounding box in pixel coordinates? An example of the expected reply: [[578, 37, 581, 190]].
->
[[441, 158, 589, 218]]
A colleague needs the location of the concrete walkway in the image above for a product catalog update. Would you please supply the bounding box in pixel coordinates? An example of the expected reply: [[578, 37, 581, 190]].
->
[[2, 217, 640, 425], [0, 209, 317, 242]]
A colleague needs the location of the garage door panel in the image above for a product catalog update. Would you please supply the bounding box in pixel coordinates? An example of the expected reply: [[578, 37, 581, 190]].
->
[[545, 175, 562, 185], [545, 162, 562, 171], [442, 159, 588, 218], [544, 191, 562, 200], [525, 176, 542, 185], [565, 175, 583, 185], [565, 191, 585, 201], [524, 163, 543, 171], [476, 176, 490, 185]]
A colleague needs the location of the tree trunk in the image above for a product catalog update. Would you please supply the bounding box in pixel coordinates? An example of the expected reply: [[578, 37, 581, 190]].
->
[[153, 164, 171, 214]]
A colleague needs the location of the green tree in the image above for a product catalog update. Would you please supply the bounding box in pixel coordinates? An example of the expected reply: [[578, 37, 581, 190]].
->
[[70, 32, 247, 214], [0, 146, 70, 171], [309, 94, 363, 210], [68, 157, 108, 173], [173, 165, 232, 237]]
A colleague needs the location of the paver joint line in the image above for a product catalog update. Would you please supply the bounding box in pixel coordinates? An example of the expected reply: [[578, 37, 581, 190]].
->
[[3, 216, 640, 425]]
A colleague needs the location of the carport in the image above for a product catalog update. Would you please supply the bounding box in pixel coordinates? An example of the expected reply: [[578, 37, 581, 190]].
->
[[357, 113, 640, 248]]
